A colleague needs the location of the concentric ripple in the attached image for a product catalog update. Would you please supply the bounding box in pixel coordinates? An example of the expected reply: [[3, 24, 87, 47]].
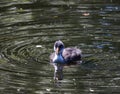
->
[[0, 0, 120, 94]]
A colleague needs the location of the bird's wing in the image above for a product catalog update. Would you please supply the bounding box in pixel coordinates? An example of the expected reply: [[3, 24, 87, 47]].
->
[[62, 47, 82, 63]]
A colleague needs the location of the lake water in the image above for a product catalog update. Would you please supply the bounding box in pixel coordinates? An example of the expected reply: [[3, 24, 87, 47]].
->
[[0, 0, 120, 94]]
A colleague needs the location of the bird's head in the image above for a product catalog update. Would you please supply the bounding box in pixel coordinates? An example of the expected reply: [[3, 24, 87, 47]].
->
[[54, 40, 64, 54]]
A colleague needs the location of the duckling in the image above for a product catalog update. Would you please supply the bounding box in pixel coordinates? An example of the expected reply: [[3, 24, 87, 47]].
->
[[50, 40, 82, 80]]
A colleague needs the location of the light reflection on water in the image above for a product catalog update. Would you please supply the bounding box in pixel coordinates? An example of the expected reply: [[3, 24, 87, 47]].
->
[[0, 0, 120, 94]]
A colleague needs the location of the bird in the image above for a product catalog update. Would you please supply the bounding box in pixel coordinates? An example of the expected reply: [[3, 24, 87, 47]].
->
[[50, 40, 82, 80]]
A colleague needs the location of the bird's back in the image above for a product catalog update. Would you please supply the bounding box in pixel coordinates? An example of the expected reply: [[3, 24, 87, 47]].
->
[[62, 47, 82, 64]]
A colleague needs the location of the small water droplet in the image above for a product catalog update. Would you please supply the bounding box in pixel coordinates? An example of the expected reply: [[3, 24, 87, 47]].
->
[[17, 88, 21, 92], [73, 79, 76, 81], [115, 7, 118, 10], [83, 26, 86, 29]]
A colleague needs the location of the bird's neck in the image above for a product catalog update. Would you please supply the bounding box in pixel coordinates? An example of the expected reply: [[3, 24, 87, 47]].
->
[[53, 50, 65, 63]]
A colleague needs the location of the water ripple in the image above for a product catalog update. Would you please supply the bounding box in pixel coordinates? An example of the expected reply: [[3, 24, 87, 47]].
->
[[0, 0, 120, 94]]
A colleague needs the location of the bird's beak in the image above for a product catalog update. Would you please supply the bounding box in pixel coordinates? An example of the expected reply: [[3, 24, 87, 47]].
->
[[56, 47, 59, 54]]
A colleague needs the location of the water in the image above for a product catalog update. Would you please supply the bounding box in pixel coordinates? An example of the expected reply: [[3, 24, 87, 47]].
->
[[0, 0, 120, 94]]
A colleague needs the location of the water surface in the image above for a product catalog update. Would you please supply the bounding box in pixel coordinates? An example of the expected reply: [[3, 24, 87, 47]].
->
[[0, 0, 120, 94]]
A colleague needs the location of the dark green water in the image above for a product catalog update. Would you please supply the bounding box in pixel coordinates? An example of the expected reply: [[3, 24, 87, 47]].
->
[[0, 0, 120, 94]]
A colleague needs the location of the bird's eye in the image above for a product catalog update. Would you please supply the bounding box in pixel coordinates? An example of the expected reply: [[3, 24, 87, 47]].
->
[[59, 45, 64, 49], [59, 45, 62, 48]]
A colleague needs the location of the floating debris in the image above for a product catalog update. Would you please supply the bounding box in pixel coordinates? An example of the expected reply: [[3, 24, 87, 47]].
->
[[83, 13, 90, 16], [46, 88, 51, 92], [89, 88, 94, 92], [36, 45, 43, 48]]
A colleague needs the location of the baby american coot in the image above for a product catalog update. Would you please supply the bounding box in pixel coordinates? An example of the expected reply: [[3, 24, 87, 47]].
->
[[50, 40, 82, 80]]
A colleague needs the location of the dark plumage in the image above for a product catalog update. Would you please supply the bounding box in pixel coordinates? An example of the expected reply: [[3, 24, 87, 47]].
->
[[50, 40, 82, 80], [62, 47, 82, 65]]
